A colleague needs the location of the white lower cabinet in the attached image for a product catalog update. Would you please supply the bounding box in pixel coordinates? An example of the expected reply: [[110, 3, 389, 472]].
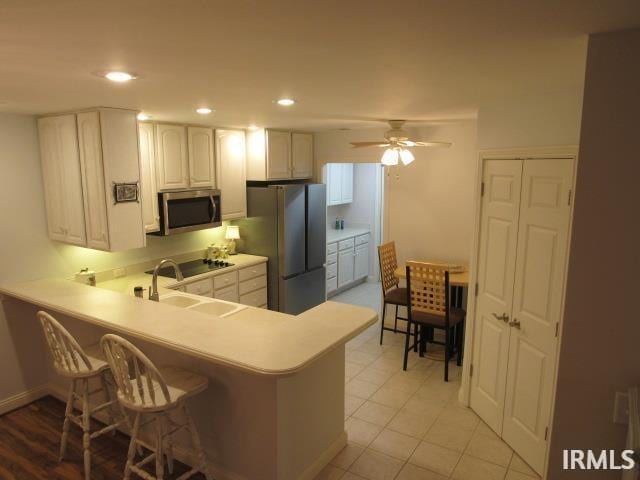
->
[[354, 243, 369, 280], [184, 277, 214, 297], [214, 284, 238, 303], [337, 248, 355, 288]]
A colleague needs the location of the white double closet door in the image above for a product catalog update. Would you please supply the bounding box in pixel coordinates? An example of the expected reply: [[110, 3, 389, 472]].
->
[[470, 157, 574, 474]]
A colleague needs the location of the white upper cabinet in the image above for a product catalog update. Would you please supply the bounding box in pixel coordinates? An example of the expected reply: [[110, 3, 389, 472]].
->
[[138, 122, 159, 233], [76, 112, 110, 250], [155, 124, 189, 190], [216, 129, 247, 220], [187, 127, 215, 188], [266, 129, 291, 180], [324, 163, 354, 206], [38, 114, 87, 246], [37, 108, 145, 251], [246, 128, 313, 181], [291, 132, 313, 179]]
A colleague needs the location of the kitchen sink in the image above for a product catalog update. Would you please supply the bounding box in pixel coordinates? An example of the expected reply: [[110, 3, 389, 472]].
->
[[189, 300, 245, 317], [159, 295, 201, 308]]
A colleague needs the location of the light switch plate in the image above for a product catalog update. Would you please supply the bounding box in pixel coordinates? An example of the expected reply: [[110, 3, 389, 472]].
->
[[112, 267, 126, 278], [614, 391, 629, 424]]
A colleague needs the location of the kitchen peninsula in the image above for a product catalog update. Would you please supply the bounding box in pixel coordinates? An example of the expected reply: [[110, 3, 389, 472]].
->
[[0, 271, 377, 480]]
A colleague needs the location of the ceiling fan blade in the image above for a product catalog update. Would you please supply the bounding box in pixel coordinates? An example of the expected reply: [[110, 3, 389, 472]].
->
[[411, 141, 453, 148], [350, 141, 390, 148]]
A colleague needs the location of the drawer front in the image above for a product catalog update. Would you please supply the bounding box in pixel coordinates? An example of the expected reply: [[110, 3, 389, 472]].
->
[[239, 274, 267, 295], [214, 271, 238, 290], [240, 287, 267, 307], [327, 242, 338, 255], [326, 276, 337, 293], [238, 262, 267, 282], [338, 237, 355, 251], [326, 262, 337, 279], [214, 284, 238, 302], [327, 252, 337, 265], [183, 278, 213, 297], [355, 233, 370, 246]]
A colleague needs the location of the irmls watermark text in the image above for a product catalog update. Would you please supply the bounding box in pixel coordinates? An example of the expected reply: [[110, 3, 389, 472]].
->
[[563, 450, 638, 470]]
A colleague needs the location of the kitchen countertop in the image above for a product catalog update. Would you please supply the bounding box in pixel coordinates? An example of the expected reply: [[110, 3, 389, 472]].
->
[[98, 253, 268, 296], [0, 277, 377, 376], [327, 227, 371, 244]]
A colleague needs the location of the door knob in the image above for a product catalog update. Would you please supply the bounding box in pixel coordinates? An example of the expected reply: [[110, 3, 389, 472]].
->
[[492, 312, 509, 322], [509, 319, 521, 329]]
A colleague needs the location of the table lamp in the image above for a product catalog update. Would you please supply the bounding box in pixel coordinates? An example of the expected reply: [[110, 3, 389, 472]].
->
[[225, 225, 240, 255]]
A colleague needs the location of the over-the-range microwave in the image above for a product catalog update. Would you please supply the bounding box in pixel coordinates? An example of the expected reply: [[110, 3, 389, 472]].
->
[[152, 189, 222, 236]]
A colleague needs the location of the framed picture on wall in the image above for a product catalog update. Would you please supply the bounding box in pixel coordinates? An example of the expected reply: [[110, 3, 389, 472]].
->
[[113, 182, 139, 204]]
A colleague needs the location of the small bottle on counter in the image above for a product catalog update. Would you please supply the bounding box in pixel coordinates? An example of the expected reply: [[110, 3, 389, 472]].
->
[[335, 217, 340, 230], [133, 286, 144, 298], [340, 218, 345, 229]]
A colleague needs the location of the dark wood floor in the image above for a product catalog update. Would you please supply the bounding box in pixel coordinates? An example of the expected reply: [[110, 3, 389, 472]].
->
[[0, 396, 205, 479]]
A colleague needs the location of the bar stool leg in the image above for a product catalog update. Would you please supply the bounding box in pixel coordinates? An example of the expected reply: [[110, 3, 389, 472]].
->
[[394, 304, 399, 332], [155, 413, 166, 480], [81, 379, 91, 480], [124, 412, 140, 480], [59, 378, 76, 461], [164, 414, 174, 474], [380, 302, 387, 344], [99, 373, 116, 435], [183, 403, 213, 480]]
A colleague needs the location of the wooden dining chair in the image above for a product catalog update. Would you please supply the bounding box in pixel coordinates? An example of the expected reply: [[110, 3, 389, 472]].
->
[[377, 241, 413, 344], [403, 261, 465, 381], [38, 311, 133, 480], [100, 334, 213, 480]]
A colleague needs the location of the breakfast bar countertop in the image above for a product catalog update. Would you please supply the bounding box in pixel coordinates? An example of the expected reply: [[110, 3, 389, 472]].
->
[[0, 278, 377, 376]]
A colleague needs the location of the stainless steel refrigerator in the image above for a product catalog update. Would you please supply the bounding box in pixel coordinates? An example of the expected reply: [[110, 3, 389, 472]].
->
[[236, 183, 326, 314]]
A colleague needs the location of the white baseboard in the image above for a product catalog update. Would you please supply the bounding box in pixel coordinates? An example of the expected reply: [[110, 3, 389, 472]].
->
[[0, 384, 50, 415], [299, 431, 347, 480]]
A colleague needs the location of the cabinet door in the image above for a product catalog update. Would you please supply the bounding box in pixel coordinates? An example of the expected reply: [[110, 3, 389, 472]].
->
[[37, 115, 87, 246], [341, 163, 354, 203], [326, 164, 343, 206], [291, 132, 313, 179], [76, 112, 109, 250], [338, 248, 355, 288], [501, 158, 574, 474], [38, 116, 68, 242], [266, 130, 291, 180], [215, 129, 247, 220], [187, 127, 215, 188], [138, 123, 159, 233], [354, 243, 369, 279], [470, 160, 523, 433], [155, 124, 188, 190]]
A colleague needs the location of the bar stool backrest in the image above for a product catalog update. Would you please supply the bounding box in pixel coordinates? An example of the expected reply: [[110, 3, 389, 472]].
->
[[38, 310, 92, 375], [378, 241, 400, 294], [406, 261, 450, 320], [100, 334, 171, 408]]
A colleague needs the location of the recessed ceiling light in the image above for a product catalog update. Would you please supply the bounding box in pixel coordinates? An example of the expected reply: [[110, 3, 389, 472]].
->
[[104, 71, 136, 83], [276, 98, 296, 106], [137, 113, 151, 121], [196, 107, 213, 115], [247, 125, 259, 131]]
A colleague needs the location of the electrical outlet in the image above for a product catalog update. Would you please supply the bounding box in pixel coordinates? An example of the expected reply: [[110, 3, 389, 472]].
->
[[112, 267, 126, 279], [614, 391, 629, 424]]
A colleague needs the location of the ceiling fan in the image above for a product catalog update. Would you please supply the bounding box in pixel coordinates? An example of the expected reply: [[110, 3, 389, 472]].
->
[[350, 120, 452, 166]]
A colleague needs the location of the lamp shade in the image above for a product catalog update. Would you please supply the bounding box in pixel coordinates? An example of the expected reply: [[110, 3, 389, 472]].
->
[[225, 225, 240, 240], [381, 148, 399, 166]]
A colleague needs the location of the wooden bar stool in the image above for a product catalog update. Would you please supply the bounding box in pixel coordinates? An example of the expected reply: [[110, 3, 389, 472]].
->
[[377, 241, 413, 344], [38, 311, 133, 480], [403, 262, 465, 381], [100, 334, 213, 480]]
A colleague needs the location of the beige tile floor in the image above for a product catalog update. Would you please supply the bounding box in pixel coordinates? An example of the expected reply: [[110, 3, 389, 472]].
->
[[316, 282, 541, 480]]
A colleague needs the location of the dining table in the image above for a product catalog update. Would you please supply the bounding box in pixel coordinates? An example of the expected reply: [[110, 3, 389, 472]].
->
[[393, 262, 470, 362]]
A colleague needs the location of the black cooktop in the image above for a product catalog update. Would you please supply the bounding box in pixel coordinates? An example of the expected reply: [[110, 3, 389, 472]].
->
[[146, 259, 234, 279]]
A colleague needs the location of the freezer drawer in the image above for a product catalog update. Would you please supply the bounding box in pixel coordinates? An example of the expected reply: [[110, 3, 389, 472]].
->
[[279, 267, 326, 315]]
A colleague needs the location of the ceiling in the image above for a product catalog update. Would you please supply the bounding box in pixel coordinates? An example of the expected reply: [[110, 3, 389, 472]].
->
[[1, 0, 639, 130]]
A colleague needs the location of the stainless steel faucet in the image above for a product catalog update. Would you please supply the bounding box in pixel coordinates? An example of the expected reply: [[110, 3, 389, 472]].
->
[[149, 259, 184, 302]]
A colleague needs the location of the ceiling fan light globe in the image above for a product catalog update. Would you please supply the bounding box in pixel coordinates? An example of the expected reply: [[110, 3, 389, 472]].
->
[[381, 148, 399, 166], [400, 148, 415, 165]]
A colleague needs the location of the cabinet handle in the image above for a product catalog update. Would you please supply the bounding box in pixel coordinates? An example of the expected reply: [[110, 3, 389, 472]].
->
[[492, 312, 509, 323]]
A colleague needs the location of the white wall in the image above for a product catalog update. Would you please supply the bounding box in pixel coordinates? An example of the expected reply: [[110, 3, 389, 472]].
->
[[547, 28, 640, 479], [315, 120, 478, 270], [0, 112, 226, 403]]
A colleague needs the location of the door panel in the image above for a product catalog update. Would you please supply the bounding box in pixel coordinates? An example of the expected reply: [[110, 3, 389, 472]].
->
[[188, 127, 215, 187], [266, 130, 291, 180], [502, 158, 574, 474], [138, 123, 160, 232], [155, 124, 188, 190], [470, 160, 523, 433], [278, 185, 306, 278], [291, 132, 313, 178], [216, 129, 247, 220], [306, 184, 327, 270]]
